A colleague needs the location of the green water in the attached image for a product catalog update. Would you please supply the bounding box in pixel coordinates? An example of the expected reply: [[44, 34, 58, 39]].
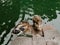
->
[[0, 0, 60, 45]]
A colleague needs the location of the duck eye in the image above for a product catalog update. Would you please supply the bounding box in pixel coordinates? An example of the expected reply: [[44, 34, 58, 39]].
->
[[20, 27, 25, 31], [33, 20, 38, 24]]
